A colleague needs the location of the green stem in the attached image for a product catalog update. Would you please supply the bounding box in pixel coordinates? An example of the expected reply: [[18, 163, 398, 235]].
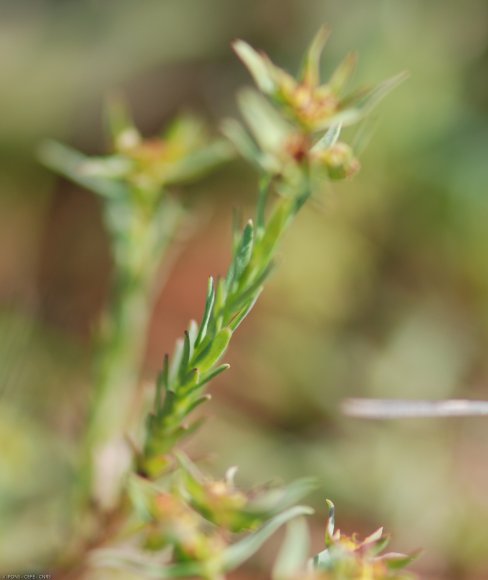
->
[[78, 198, 183, 510]]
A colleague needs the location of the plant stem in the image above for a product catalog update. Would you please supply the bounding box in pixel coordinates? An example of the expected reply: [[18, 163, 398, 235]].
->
[[79, 197, 184, 511]]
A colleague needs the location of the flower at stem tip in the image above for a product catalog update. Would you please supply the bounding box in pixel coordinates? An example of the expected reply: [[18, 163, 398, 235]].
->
[[226, 28, 405, 189]]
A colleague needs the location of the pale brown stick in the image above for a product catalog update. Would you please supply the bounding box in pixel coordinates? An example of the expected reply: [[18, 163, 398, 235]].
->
[[342, 398, 488, 419]]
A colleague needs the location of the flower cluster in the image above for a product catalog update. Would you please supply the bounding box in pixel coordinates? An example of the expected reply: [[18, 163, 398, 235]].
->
[[177, 454, 316, 533], [308, 502, 417, 580], [226, 28, 405, 186], [88, 105, 232, 198]]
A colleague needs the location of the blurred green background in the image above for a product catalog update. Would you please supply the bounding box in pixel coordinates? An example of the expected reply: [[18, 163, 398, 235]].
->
[[1, 1, 488, 578]]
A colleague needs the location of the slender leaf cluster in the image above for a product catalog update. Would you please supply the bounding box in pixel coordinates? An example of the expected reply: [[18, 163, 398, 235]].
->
[[141, 184, 307, 477]]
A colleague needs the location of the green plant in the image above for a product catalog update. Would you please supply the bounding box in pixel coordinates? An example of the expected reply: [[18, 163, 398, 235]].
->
[[42, 29, 414, 580]]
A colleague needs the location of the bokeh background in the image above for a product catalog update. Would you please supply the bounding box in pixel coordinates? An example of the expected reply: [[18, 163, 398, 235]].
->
[[1, 1, 488, 578]]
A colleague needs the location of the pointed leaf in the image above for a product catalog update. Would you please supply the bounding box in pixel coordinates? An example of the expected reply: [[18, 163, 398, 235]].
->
[[195, 277, 215, 347], [178, 331, 191, 383], [164, 140, 233, 185], [383, 550, 422, 570], [105, 94, 140, 151], [155, 353, 170, 410], [328, 52, 357, 94], [233, 40, 275, 94], [39, 141, 130, 198], [249, 477, 318, 514], [227, 220, 254, 290], [185, 394, 212, 415], [225, 263, 272, 317], [223, 506, 314, 571], [238, 89, 292, 156], [272, 518, 310, 580], [312, 123, 342, 153], [228, 292, 261, 331], [169, 337, 184, 383], [301, 27, 329, 87], [325, 499, 335, 544], [222, 118, 263, 167], [189, 363, 231, 393], [317, 71, 408, 130], [193, 327, 232, 373]]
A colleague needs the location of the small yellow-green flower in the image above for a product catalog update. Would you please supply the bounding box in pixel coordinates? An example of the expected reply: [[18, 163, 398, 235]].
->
[[177, 454, 316, 533], [309, 501, 418, 580], [233, 28, 406, 134], [87, 108, 232, 197]]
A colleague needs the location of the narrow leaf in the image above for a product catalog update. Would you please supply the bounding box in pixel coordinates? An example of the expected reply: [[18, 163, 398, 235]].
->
[[225, 263, 273, 318], [169, 338, 184, 383], [320, 71, 408, 130], [195, 277, 215, 347], [185, 394, 212, 416], [105, 94, 140, 151], [188, 363, 230, 393], [250, 477, 318, 513], [187, 320, 198, 358], [238, 89, 292, 156], [223, 506, 314, 571], [227, 220, 254, 290], [178, 331, 191, 383], [328, 52, 357, 94], [384, 550, 422, 571], [155, 353, 169, 410], [193, 327, 232, 373], [222, 118, 263, 167], [233, 40, 275, 94], [164, 140, 233, 185], [325, 499, 335, 545], [39, 141, 130, 198], [229, 292, 261, 332], [272, 518, 310, 580], [301, 27, 329, 87], [312, 124, 342, 153], [256, 198, 293, 263], [256, 176, 271, 233]]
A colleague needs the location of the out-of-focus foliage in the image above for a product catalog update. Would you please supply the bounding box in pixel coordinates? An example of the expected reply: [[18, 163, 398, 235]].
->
[[1, 1, 488, 578]]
